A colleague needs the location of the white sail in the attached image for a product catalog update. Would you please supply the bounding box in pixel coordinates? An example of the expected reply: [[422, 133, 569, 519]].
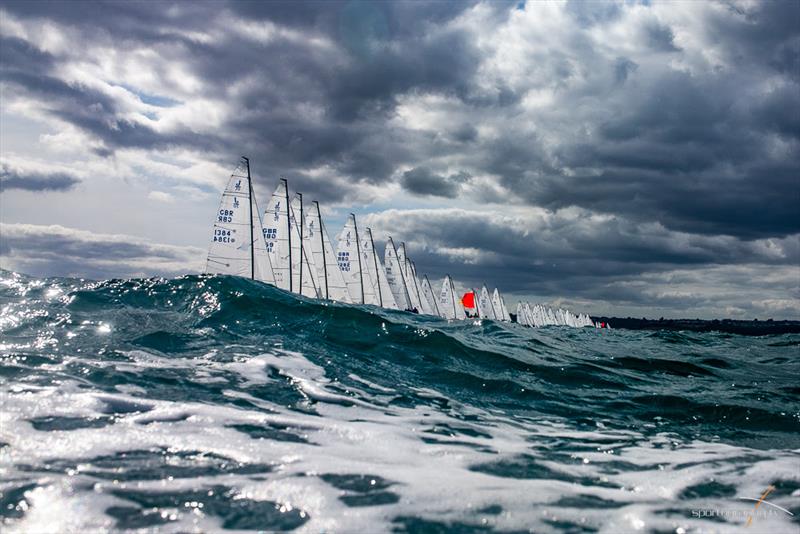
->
[[365, 229, 398, 310], [490, 289, 507, 321], [206, 158, 276, 284], [397, 242, 407, 277], [527, 303, 536, 326], [375, 256, 399, 310], [358, 228, 382, 307], [420, 274, 441, 317], [398, 244, 422, 311], [263, 179, 292, 291], [534, 304, 545, 327], [289, 194, 321, 299], [438, 275, 456, 319], [336, 214, 367, 304], [385, 237, 412, 311], [453, 278, 467, 320], [499, 295, 511, 322], [492, 288, 511, 321], [477, 285, 496, 319], [305, 201, 352, 303], [410, 263, 437, 315], [516, 302, 528, 326], [404, 257, 428, 313]]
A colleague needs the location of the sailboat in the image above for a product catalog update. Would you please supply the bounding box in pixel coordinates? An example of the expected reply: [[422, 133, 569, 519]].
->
[[206, 157, 276, 284], [409, 262, 437, 316], [206, 159, 600, 328], [500, 295, 511, 321], [263, 179, 292, 291], [491, 288, 510, 322], [363, 228, 398, 310], [438, 275, 466, 320], [398, 243, 423, 312], [289, 193, 321, 299], [305, 201, 352, 303], [420, 274, 441, 317], [385, 237, 413, 311], [336, 214, 368, 305], [478, 285, 497, 320]]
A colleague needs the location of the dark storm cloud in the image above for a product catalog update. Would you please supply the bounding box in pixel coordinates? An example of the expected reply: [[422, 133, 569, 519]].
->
[[643, 21, 680, 52], [0, 0, 485, 183], [401, 167, 469, 198], [0, 36, 224, 154], [0, 164, 80, 192], [1, 0, 798, 316], [3, 0, 795, 229]]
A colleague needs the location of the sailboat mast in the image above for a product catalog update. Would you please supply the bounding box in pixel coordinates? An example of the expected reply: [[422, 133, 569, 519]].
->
[[391, 238, 412, 310], [486, 285, 497, 318], [298, 193, 304, 294], [448, 275, 457, 317], [315, 201, 329, 300], [352, 214, 364, 304], [283, 178, 292, 292], [410, 260, 422, 306], [244, 156, 254, 280], [426, 275, 440, 316], [367, 228, 382, 307]]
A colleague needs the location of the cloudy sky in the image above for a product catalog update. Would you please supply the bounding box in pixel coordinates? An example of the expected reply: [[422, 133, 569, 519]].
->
[[1, 0, 798, 319]]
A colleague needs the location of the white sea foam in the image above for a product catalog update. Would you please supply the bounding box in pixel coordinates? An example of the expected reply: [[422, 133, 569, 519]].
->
[[1, 347, 797, 533]]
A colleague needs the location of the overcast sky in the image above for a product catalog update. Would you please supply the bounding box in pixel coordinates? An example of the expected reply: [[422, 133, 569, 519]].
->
[[1, 0, 798, 319]]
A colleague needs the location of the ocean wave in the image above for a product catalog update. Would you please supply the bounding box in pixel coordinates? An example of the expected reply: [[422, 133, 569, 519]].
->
[[1, 270, 799, 532]]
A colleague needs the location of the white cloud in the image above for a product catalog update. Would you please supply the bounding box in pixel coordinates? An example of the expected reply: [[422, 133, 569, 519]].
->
[[148, 190, 174, 203]]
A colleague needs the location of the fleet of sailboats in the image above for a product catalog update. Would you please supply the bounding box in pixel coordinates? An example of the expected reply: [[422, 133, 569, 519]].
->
[[205, 158, 599, 328]]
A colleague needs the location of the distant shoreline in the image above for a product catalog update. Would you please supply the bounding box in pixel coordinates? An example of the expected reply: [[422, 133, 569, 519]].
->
[[590, 317, 800, 336]]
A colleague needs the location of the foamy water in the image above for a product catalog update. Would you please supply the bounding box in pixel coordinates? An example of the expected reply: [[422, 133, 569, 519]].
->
[[1, 271, 798, 532]]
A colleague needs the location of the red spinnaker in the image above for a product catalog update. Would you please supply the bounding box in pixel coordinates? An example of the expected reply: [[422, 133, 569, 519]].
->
[[461, 291, 475, 309]]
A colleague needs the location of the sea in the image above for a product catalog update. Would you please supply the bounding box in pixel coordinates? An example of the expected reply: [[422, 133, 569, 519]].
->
[[1, 270, 798, 533]]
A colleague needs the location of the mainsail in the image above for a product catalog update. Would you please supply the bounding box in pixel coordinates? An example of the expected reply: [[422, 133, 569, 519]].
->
[[385, 237, 412, 311], [398, 244, 423, 311], [438, 275, 456, 319], [305, 201, 352, 303], [453, 278, 467, 320], [499, 295, 511, 322], [438, 275, 466, 320], [359, 228, 383, 307], [420, 275, 440, 317], [404, 262, 426, 313], [289, 194, 321, 298], [206, 157, 276, 284], [491, 288, 508, 322], [364, 228, 398, 309], [516, 302, 532, 326], [411, 262, 436, 315], [336, 214, 368, 305], [263, 179, 292, 291], [478, 285, 497, 319]]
